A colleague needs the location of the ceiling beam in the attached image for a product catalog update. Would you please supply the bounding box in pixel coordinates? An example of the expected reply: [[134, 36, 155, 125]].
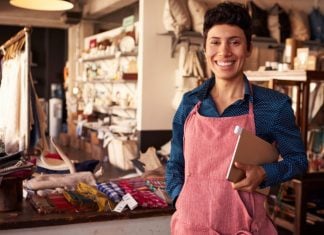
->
[[83, 0, 138, 18], [0, 14, 68, 29]]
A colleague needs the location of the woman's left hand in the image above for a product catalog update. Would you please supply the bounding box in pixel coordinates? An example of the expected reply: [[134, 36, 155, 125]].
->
[[231, 162, 266, 192]]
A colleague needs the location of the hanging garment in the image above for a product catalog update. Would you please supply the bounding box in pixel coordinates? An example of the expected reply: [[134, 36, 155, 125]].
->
[[171, 90, 277, 234], [0, 52, 28, 153]]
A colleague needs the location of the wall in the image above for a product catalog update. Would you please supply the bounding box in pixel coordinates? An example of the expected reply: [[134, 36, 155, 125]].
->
[[138, 0, 178, 131]]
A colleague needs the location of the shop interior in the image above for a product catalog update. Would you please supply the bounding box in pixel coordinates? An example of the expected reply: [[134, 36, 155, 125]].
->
[[0, 0, 323, 235]]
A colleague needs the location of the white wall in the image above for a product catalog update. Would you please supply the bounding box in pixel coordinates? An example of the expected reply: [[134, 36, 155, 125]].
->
[[137, 0, 178, 130]]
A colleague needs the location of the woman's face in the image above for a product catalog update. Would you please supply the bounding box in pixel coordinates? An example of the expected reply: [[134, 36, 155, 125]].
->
[[205, 24, 251, 82]]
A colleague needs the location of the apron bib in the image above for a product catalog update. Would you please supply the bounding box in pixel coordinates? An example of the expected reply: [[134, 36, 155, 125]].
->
[[171, 93, 277, 235]]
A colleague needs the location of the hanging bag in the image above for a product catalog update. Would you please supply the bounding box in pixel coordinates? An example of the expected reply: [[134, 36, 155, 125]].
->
[[308, 8, 324, 42], [163, 0, 192, 37], [106, 135, 138, 171], [268, 3, 291, 43], [247, 1, 270, 37]]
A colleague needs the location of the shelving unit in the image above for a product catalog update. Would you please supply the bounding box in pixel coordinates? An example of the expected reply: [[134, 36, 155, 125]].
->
[[293, 173, 324, 235], [75, 78, 137, 84], [76, 22, 139, 134], [80, 51, 137, 62], [65, 22, 140, 162], [270, 173, 324, 235]]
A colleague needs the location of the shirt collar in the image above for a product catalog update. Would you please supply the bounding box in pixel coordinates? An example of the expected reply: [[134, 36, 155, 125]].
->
[[197, 74, 252, 103]]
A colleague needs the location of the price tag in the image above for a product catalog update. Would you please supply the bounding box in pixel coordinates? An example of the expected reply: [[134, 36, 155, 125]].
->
[[113, 200, 127, 213], [123, 193, 138, 210]]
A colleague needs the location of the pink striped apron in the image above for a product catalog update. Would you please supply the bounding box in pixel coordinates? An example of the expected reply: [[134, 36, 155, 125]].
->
[[171, 98, 277, 235]]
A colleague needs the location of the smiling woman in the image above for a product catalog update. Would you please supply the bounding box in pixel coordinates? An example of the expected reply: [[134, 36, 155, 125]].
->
[[166, 2, 308, 235], [10, 0, 73, 11]]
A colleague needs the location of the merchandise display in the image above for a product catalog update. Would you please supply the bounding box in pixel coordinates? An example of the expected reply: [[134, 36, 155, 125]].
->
[[66, 23, 140, 169], [26, 177, 170, 215]]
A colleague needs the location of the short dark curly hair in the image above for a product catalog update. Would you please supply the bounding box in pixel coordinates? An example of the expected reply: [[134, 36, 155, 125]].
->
[[203, 1, 252, 51]]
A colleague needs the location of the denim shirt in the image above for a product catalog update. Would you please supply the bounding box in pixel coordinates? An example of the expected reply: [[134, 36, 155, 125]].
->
[[166, 75, 308, 201]]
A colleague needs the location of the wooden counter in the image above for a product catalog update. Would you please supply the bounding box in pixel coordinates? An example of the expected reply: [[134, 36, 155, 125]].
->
[[0, 198, 174, 233]]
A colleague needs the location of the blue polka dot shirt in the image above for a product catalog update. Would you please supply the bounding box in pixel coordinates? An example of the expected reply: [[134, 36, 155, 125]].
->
[[166, 75, 308, 201]]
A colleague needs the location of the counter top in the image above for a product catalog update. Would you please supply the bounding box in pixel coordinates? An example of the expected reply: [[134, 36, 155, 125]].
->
[[0, 199, 175, 230]]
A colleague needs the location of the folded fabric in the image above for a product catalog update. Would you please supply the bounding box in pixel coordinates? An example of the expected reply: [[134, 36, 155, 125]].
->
[[108, 181, 126, 198], [118, 180, 168, 208], [97, 182, 124, 203], [29, 194, 55, 214], [76, 182, 113, 212], [63, 190, 98, 212], [145, 177, 166, 191], [23, 171, 96, 190], [47, 193, 77, 213]]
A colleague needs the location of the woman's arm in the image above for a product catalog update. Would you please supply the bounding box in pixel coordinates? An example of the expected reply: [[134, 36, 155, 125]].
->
[[166, 99, 188, 203], [261, 98, 308, 187]]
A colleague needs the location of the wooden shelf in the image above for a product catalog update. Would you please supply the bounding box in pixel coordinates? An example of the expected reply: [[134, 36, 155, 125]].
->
[[75, 78, 137, 84], [80, 51, 137, 62], [275, 217, 294, 232], [292, 173, 324, 235], [93, 105, 136, 114], [271, 173, 324, 235]]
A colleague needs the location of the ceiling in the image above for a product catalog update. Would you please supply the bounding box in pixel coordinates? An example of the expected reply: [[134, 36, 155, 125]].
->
[[0, 0, 138, 29]]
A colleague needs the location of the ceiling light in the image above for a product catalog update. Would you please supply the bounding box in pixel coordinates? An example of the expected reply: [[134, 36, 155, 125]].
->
[[10, 0, 74, 11]]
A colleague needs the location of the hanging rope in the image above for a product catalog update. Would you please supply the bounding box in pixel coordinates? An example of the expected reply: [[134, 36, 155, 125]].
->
[[0, 28, 29, 61], [2, 37, 25, 61]]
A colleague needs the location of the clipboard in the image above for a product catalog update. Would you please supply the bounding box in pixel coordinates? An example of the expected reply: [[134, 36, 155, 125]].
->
[[226, 126, 279, 195]]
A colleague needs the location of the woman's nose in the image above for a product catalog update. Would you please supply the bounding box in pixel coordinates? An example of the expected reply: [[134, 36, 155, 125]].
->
[[218, 43, 231, 56]]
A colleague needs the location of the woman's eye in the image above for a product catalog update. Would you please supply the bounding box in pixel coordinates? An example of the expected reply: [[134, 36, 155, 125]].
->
[[210, 40, 220, 45], [230, 39, 240, 45]]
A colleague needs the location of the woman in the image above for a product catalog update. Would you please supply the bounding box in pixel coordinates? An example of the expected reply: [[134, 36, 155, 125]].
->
[[166, 2, 308, 234]]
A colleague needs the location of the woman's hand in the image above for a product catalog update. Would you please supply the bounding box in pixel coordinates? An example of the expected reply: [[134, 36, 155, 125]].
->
[[231, 162, 266, 192]]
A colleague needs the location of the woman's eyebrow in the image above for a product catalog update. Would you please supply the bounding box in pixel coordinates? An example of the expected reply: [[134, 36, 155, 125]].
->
[[208, 36, 242, 40]]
